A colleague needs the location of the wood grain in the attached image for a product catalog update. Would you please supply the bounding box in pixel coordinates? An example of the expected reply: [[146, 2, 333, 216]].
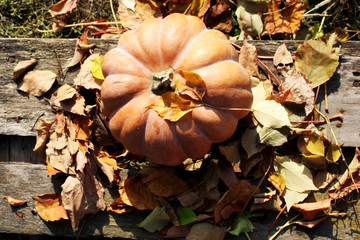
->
[[0, 38, 359, 146]]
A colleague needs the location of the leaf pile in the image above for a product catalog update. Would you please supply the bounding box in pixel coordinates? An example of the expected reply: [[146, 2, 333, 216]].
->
[[13, 28, 359, 239]]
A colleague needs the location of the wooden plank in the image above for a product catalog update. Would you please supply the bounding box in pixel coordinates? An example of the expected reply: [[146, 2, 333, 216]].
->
[[0, 39, 359, 146], [0, 163, 359, 239]]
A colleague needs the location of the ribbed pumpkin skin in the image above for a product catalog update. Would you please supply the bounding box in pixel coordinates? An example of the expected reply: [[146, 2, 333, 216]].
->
[[101, 13, 253, 166]]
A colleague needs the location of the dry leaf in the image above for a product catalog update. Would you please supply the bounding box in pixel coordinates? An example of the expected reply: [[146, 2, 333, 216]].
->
[[298, 133, 325, 157], [282, 188, 309, 211], [57, 84, 77, 101], [238, 40, 259, 78], [204, 1, 233, 33], [108, 198, 132, 214], [313, 170, 338, 190], [33, 120, 55, 154], [236, 0, 266, 37], [33, 193, 69, 222], [268, 172, 286, 195], [293, 216, 329, 229], [19, 70, 57, 97], [264, 0, 307, 35], [143, 168, 188, 197], [187, 222, 227, 240], [120, 175, 160, 210], [92, 150, 119, 186], [252, 100, 291, 128], [50, 91, 86, 116], [241, 127, 266, 158], [90, 56, 105, 80], [48, 0, 78, 17], [3, 196, 28, 207], [273, 43, 293, 76], [73, 53, 103, 90], [295, 39, 340, 88], [12, 58, 38, 80], [175, 69, 206, 101], [292, 199, 331, 220]]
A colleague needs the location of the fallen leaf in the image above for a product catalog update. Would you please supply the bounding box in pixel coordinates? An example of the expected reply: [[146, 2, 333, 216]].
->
[[120, 175, 160, 210], [235, 0, 266, 37], [204, 1, 233, 33], [229, 213, 255, 236], [93, 150, 119, 186], [273, 43, 293, 76], [218, 139, 241, 164], [48, 0, 78, 17], [143, 168, 188, 197], [137, 207, 170, 233], [121, 0, 136, 11], [295, 39, 340, 88], [241, 127, 266, 158], [148, 92, 197, 122], [160, 225, 192, 239], [19, 70, 57, 97], [293, 216, 329, 228], [33, 120, 55, 154], [250, 194, 283, 212], [108, 198, 132, 214], [282, 188, 310, 211], [252, 100, 291, 128], [218, 156, 240, 188], [57, 84, 77, 101], [187, 222, 227, 240], [12, 58, 38, 80], [313, 170, 338, 190], [66, 31, 95, 69], [238, 40, 259, 78], [298, 133, 325, 157], [90, 55, 105, 80], [3, 196, 28, 207], [258, 125, 290, 147], [251, 80, 273, 106], [268, 172, 286, 195], [33, 193, 69, 222], [326, 143, 342, 163], [175, 69, 206, 101], [49, 91, 86, 116], [176, 207, 198, 226], [264, 0, 307, 35], [292, 199, 331, 220]]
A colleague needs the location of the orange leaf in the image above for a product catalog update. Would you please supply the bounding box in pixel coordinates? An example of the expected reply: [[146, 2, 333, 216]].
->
[[268, 172, 286, 196], [33, 193, 69, 222], [175, 69, 207, 101], [108, 198, 132, 214], [3, 196, 28, 207], [48, 0, 78, 17], [292, 199, 331, 220]]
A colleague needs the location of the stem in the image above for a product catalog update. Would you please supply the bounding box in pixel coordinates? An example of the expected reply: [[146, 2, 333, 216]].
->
[[290, 114, 343, 124], [269, 214, 300, 240], [202, 102, 252, 112], [151, 68, 176, 95], [257, 59, 281, 86], [109, 0, 121, 35], [268, 205, 287, 232], [324, 82, 329, 111]]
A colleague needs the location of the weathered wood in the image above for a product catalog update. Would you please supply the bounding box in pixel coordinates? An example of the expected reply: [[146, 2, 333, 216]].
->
[[0, 163, 359, 239], [1, 38, 360, 146], [0, 135, 42, 163]]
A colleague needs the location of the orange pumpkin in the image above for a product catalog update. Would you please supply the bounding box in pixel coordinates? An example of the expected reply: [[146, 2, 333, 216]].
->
[[101, 13, 253, 166]]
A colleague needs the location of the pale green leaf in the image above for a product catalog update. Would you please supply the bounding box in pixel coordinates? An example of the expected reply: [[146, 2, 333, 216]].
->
[[235, 1, 266, 37], [295, 39, 340, 88], [137, 207, 170, 233], [274, 156, 318, 192], [258, 126, 290, 147], [283, 189, 310, 211], [252, 100, 291, 128], [176, 207, 198, 226], [229, 214, 254, 236], [241, 127, 266, 158]]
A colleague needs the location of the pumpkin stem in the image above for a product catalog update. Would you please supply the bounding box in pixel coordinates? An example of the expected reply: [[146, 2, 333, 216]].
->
[[150, 68, 176, 95]]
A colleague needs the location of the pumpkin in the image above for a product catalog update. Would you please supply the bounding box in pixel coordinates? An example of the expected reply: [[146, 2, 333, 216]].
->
[[101, 13, 253, 166]]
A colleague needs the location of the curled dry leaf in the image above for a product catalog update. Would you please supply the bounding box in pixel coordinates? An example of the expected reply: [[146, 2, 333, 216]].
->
[[174, 69, 206, 101], [264, 0, 307, 35], [235, 0, 266, 37], [238, 40, 259, 79], [12, 58, 38, 80], [33, 193, 69, 222], [74, 53, 102, 89], [108, 198, 132, 214], [48, 0, 78, 17], [292, 198, 331, 220], [273, 43, 293, 76], [19, 70, 57, 97], [3, 196, 28, 207], [33, 120, 55, 154], [57, 84, 77, 101], [268, 172, 286, 196], [50, 90, 86, 116]]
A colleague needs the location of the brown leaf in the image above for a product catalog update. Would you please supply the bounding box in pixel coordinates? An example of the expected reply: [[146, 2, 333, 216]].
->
[[120, 175, 160, 210], [33, 193, 69, 222], [292, 199, 331, 220], [218, 157, 239, 188], [108, 198, 132, 214], [160, 225, 192, 239], [294, 216, 329, 229], [205, 2, 233, 33], [143, 168, 188, 198], [268, 172, 286, 196], [50, 91, 86, 116], [57, 84, 77, 101], [3, 196, 28, 207], [92, 150, 119, 187], [46, 156, 62, 176], [72, 116, 93, 140], [73, 53, 103, 90], [33, 120, 55, 154], [214, 180, 254, 223], [61, 158, 106, 229], [264, 0, 307, 35], [175, 69, 207, 101], [19, 70, 57, 97], [12, 58, 38, 80], [273, 43, 293, 76], [66, 31, 95, 69], [48, 0, 78, 17], [251, 194, 283, 212], [238, 40, 259, 78], [187, 222, 227, 240], [313, 170, 338, 190]]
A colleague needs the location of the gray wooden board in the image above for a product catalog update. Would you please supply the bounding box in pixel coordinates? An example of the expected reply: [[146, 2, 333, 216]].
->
[[0, 38, 359, 146], [0, 163, 359, 239]]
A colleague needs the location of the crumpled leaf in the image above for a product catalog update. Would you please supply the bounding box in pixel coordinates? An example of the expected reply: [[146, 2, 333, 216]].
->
[[57, 84, 77, 101], [48, 0, 78, 17], [18, 70, 57, 97], [33, 120, 55, 154], [295, 39, 340, 88], [148, 92, 197, 122], [176, 207, 198, 226], [298, 133, 325, 157], [12, 58, 38, 80], [235, 0, 266, 37], [90, 56, 105, 80], [293, 216, 329, 229], [143, 168, 188, 197], [61, 158, 106, 229], [66, 31, 95, 69], [238, 40, 259, 79], [204, 1, 232, 33], [175, 69, 206, 101], [292, 199, 331, 220], [273, 43, 293, 76], [49, 90, 86, 116], [137, 207, 170, 233], [252, 100, 291, 128], [33, 193, 69, 222], [187, 222, 227, 240], [264, 0, 307, 35], [108, 198, 132, 214], [3, 196, 28, 207]]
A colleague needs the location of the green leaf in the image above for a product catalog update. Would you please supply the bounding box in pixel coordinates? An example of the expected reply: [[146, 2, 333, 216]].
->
[[229, 214, 255, 236], [90, 56, 105, 80], [252, 100, 291, 128], [295, 39, 340, 88], [176, 207, 198, 226], [137, 207, 170, 233], [258, 126, 290, 147]]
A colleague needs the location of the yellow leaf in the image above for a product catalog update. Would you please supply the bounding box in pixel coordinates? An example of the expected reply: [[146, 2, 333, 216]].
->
[[148, 92, 197, 122], [189, 0, 204, 14], [326, 143, 341, 163], [175, 69, 206, 101], [33, 193, 69, 222], [295, 39, 340, 88], [268, 172, 286, 196], [298, 133, 325, 157], [90, 56, 105, 80]]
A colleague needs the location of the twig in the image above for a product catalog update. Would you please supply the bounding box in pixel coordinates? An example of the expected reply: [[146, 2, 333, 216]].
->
[[31, 113, 45, 131], [324, 82, 329, 112], [257, 59, 281, 86], [290, 114, 343, 124], [109, 0, 121, 36], [305, 0, 332, 15], [268, 205, 287, 232], [269, 214, 300, 240]]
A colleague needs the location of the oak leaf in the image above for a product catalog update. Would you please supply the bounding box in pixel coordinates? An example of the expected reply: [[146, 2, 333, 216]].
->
[[33, 193, 69, 222]]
